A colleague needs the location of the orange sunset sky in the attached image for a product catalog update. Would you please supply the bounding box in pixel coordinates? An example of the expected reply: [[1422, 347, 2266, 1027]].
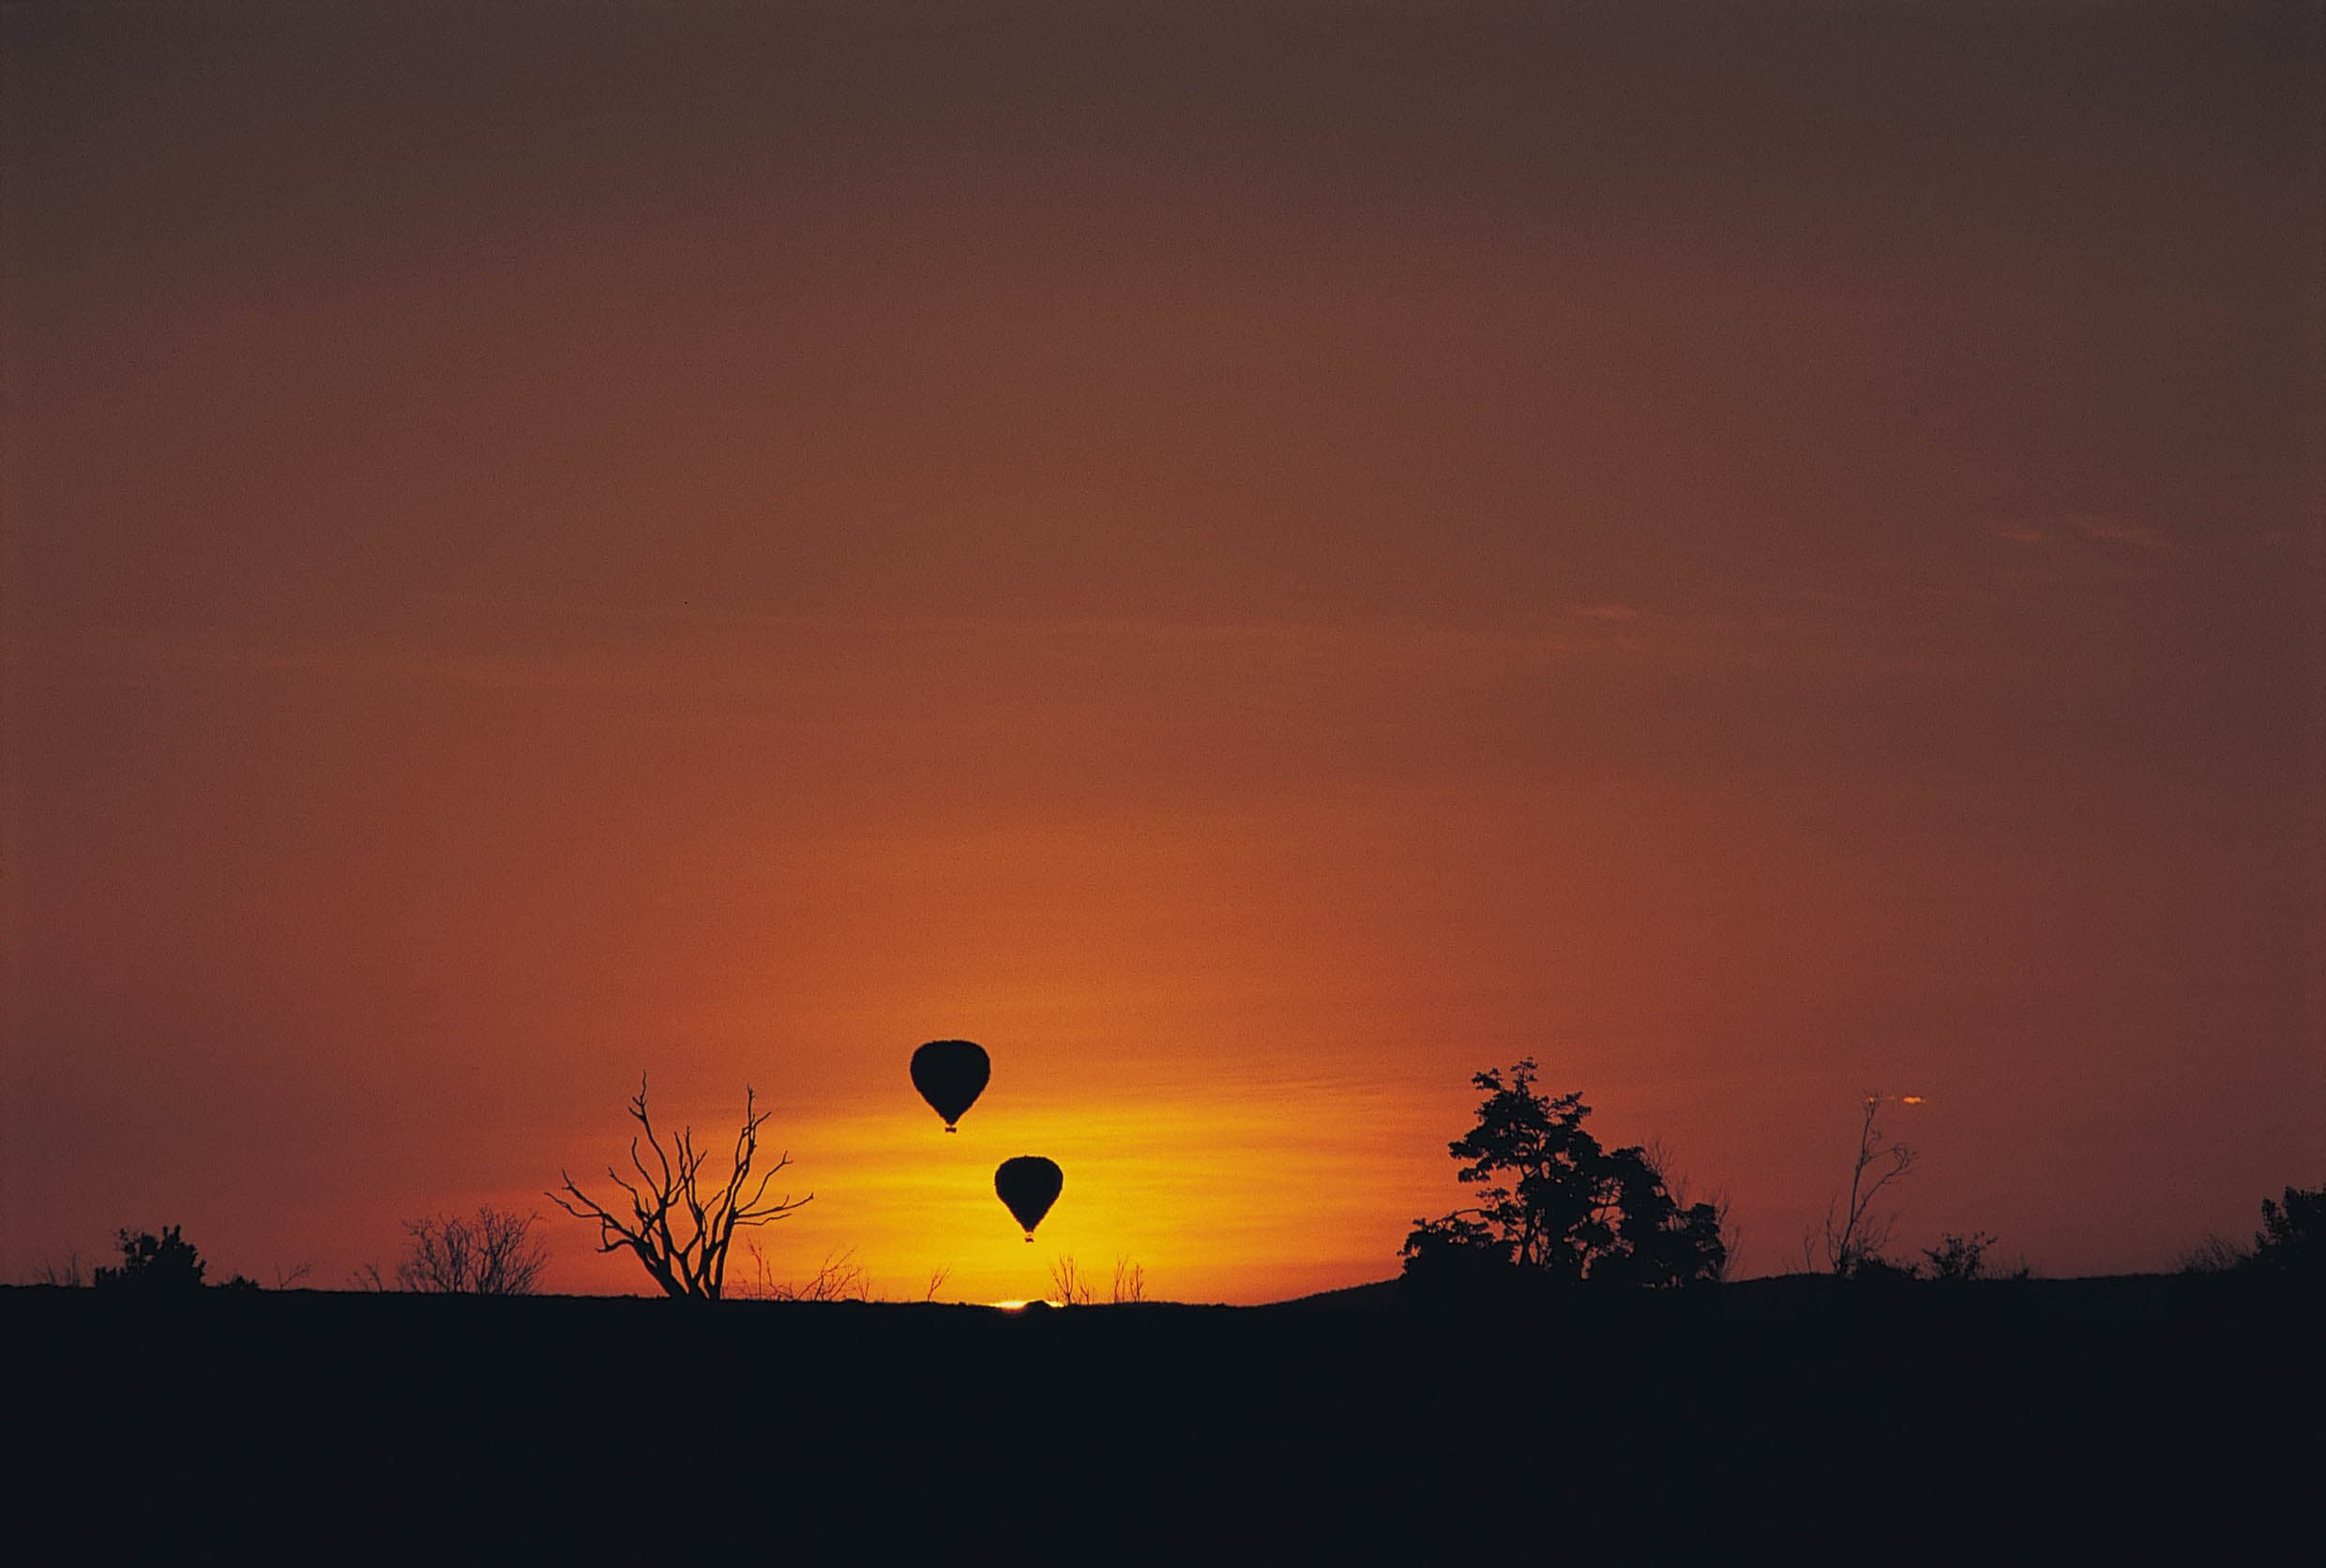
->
[[4, 1, 2320, 1304]]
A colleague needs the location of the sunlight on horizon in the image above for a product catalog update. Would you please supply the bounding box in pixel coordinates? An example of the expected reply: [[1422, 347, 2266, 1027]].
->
[[521, 1070, 1469, 1305]]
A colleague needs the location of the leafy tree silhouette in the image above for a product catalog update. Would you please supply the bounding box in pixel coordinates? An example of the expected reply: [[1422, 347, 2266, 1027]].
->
[[2249, 1182, 2325, 1279], [1401, 1060, 1725, 1296], [92, 1225, 209, 1291]]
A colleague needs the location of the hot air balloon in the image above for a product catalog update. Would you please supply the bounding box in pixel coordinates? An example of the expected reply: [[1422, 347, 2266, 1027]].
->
[[994, 1156, 1063, 1242], [911, 1039, 989, 1132]]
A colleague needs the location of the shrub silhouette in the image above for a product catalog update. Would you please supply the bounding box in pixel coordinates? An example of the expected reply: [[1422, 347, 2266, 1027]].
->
[[382, 1206, 551, 1294], [2175, 1231, 2252, 1274], [2249, 1182, 2325, 1279], [1847, 1254, 1922, 1288], [1401, 1059, 1725, 1297], [1923, 1230, 1996, 1282], [92, 1226, 209, 1292]]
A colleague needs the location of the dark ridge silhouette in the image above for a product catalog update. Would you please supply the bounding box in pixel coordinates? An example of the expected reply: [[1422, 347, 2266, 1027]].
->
[[1263, 1276, 1404, 1310], [909, 1038, 990, 1131], [4, 1271, 2317, 1556], [29, 1100, 2315, 1554]]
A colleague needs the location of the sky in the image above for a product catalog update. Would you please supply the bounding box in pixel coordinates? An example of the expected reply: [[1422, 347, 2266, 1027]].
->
[[4, 0, 2320, 1303]]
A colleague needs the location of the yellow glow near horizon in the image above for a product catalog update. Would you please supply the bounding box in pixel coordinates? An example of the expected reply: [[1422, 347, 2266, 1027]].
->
[[535, 1072, 1464, 1305]]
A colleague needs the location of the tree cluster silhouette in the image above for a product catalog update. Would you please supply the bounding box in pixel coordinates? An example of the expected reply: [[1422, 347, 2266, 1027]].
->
[[1401, 1060, 1726, 1297]]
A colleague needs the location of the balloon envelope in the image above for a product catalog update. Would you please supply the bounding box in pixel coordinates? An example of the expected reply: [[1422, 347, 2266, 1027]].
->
[[911, 1039, 990, 1131], [994, 1156, 1064, 1241]]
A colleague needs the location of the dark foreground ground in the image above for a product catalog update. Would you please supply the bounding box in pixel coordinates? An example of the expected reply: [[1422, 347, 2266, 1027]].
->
[[8, 1273, 2316, 1558]]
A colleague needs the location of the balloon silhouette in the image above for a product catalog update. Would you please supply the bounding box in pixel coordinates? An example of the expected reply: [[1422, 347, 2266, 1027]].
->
[[994, 1156, 1063, 1242], [911, 1039, 989, 1132]]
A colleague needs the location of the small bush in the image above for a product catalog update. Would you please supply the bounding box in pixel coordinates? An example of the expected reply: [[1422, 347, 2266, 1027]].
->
[[92, 1226, 209, 1292], [1923, 1231, 1997, 1282]]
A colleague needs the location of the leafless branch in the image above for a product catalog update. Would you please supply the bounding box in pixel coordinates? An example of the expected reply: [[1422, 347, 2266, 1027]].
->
[[33, 1250, 86, 1288], [1049, 1254, 1094, 1306], [549, 1076, 811, 1298], [1643, 1139, 1743, 1282], [392, 1206, 551, 1294], [2175, 1231, 2252, 1275], [1820, 1094, 1917, 1275], [778, 1246, 870, 1303]]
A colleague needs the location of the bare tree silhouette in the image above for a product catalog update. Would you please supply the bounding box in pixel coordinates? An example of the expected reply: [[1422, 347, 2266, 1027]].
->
[[385, 1206, 550, 1295], [549, 1078, 811, 1299], [33, 1250, 86, 1288], [733, 1241, 869, 1302], [1049, 1254, 1095, 1305], [1044, 1253, 1145, 1304], [1809, 1094, 1918, 1276]]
